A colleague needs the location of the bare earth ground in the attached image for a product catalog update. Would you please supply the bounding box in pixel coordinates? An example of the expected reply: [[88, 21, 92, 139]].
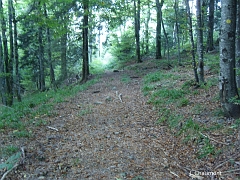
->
[[1, 65, 240, 179]]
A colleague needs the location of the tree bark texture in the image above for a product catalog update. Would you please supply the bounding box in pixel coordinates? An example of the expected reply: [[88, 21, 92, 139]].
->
[[134, 0, 142, 63], [61, 31, 67, 81], [7, 0, 14, 105], [1, 0, 11, 106], [236, 0, 240, 88], [207, 0, 215, 52], [13, 1, 21, 102], [155, 0, 163, 59], [44, 3, 55, 88], [144, 1, 150, 55], [196, 0, 204, 83], [174, 0, 181, 65], [219, 0, 240, 118], [81, 0, 89, 83], [161, 18, 169, 63], [38, 26, 45, 92], [0, 35, 6, 105], [185, 0, 199, 84]]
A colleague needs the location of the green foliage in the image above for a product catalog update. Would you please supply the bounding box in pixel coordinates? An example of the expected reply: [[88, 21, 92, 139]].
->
[[178, 98, 189, 107], [229, 96, 240, 105], [12, 130, 31, 138], [132, 176, 145, 180], [144, 71, 172, 84], [78, 106, 93, 116], [0, 145, 18, 157], [109, 29, 135, 64], [0, 151, 21, 171], [90, 59, 106, 74], [0, 78, 98, 132], [197, 138, 216, 159], [121, 74, 131, 83]]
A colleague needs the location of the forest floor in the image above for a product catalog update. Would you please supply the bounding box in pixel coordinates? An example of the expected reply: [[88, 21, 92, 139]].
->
[[1, 58, 240, 180]]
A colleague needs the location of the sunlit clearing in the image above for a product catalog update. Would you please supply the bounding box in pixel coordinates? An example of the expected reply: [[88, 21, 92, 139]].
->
[[101, 52, 113, 65]]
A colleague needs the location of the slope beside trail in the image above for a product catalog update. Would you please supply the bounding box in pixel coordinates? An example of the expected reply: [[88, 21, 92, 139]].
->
[[5, 69, 203, 179]]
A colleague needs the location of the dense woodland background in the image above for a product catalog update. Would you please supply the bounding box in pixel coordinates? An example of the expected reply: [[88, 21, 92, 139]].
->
[[0, 0, 240, 116], [1, 0, 240, 179]]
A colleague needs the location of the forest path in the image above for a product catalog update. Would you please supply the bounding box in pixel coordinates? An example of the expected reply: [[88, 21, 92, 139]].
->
[[13, 68, 199, 179]]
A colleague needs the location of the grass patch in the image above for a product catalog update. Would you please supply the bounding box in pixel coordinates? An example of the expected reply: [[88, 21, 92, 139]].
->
[[121, 74, 131, 83], [0, 78, 98, 133], [0, 145, 18, 157], [0, 151, 21, 171], [78, 105, 93, 116], [141, 54, 228, 159]]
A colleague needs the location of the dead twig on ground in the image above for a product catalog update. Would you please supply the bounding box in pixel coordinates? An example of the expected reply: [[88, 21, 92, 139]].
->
[[119, 94, 123, 102], [200, 132, 229, 145], [47, 126, 59, 131]]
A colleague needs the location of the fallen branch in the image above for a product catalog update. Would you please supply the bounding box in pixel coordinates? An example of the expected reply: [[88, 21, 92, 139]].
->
[[118, 94, 123, 103], [47, 126, 59, 131], [1, 147, 25, 180], [170, 171, 179, 178], [214, 154, 240, 170], [200, 132, 229, 145], [221, 168, 240, 174]]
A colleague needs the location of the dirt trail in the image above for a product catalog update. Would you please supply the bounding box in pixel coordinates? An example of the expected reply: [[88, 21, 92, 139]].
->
[[5, 70, 199, 179]]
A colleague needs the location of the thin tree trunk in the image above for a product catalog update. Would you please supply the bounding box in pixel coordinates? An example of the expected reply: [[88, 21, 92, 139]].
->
[[155, 0, 163, 59], [0, 35, 6, 105], [44, 3, 55, 88], [236, 0, 240, 88], [185, 0, 199, 84], [174, 0, 181, 65], [134, 0, 142, 63], [88, 9, 93, 64], [38, 25, 45, 91], [61, 31, 67, 81], [196, 0, 204, 83], [161, 18, 170, 64], [1, 0, 11, 106], [145, 1, 150, 54], [219, 0, 240, 118], [81, 0, 89, 83], [207, 0, 215, 52], [8, 0, 14, 105], [12, 1, 21, 101]]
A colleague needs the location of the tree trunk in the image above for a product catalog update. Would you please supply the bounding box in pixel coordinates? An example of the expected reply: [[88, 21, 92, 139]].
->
[[219, 0, 240, 118], [185, 0, 199, 84], [236, 0, 240, 88], [196, 0, 204, 83], [44, 3, 55, 88], [207, 0, 215, 52], [0, 35, 6, 105], [155, 0, 163, 59], [12, 0, 21, 101], [161, 18, 170, 64], [134, 0, 142, 63], [61, 31, 67, 81], [38, 26, 45, 91], [174, 0, 181, 65], [1, 0, 12, 106], [81, 0, 89, 83], [145, 1, 150, 55]]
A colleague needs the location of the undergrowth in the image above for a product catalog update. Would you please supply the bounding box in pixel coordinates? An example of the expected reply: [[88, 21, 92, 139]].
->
[[141, 56, 239, 159], [0, 78, 98, 159]]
